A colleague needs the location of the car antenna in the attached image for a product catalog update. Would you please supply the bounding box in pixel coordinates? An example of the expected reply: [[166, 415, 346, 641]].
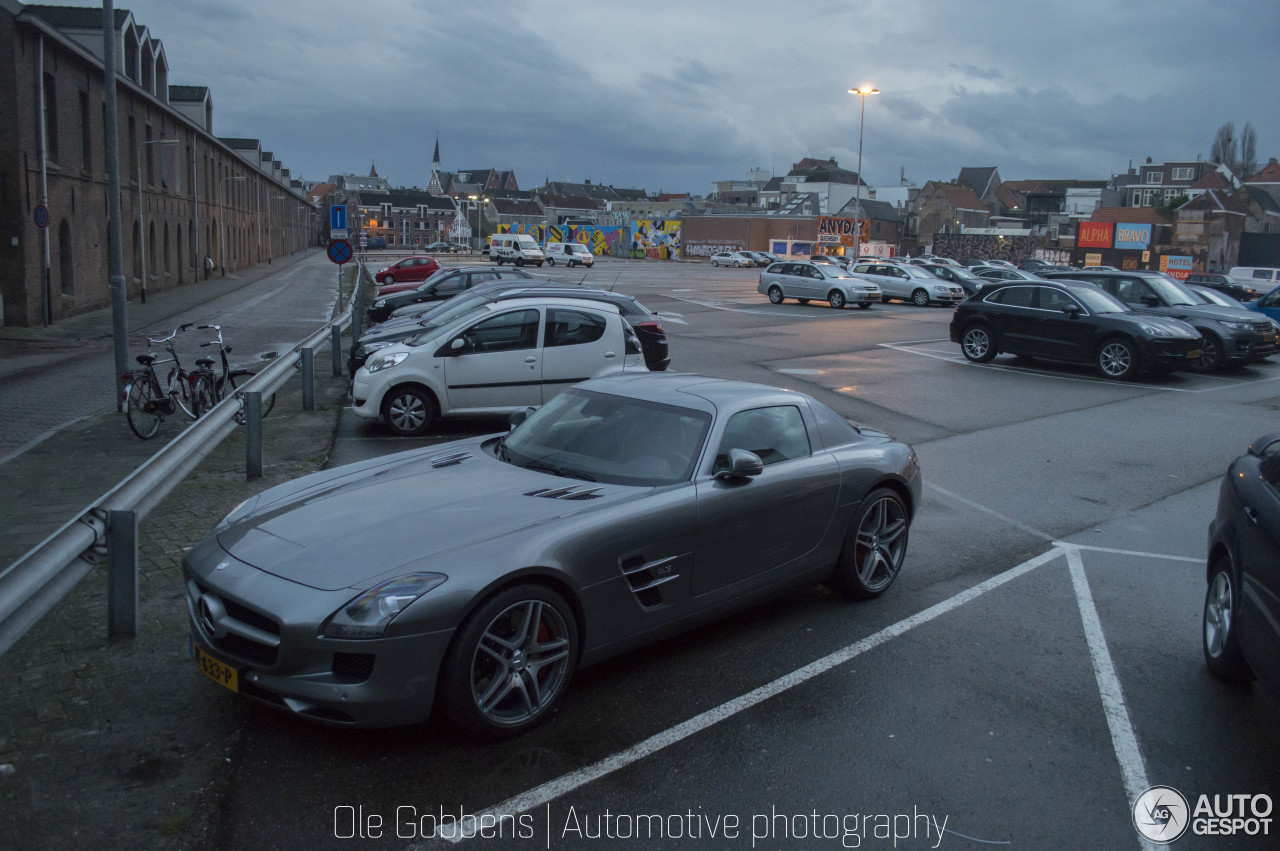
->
[[609, 272, 620, 292]]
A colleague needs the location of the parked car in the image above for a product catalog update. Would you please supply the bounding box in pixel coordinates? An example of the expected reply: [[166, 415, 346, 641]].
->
[[1203, 433, 1280, 697], [758, 262, 882, 309], [368, 267, 530, 323], [1081, 265, 1119, 271], [1186, 274, 1265, 303], [353, 297, 649, 436], [709, 251, 756, 267], [364, 236, 387, 250], [810, 254, 851, 270], [973, 267, 1048, 283], [949, 279, 1203, 380], [185, 373, 921, 732], [373, 255, 441, 287], [921, 263, 989, 296], [353, 285, 670, 376], [422, 241, 455, 253], [1227, 266, 1280, 288], [983, 259, 1017, 269], [1249, 284, 1280, 324], [376, 266, 459, 297], [490, 233, 546, 266], [450, 242, 473, 253], [748, 251, 781, 266], [1041, 270, 1278, 371], [1018, 259, 1055, 273], [545, 242, 595, 268], [851, 262, 965, 306]]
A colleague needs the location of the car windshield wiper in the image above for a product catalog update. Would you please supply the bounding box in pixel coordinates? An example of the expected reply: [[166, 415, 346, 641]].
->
[[521, 457, 596, 481]]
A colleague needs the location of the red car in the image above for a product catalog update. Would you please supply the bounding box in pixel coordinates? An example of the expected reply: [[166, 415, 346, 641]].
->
[[376, 267, 456, 297], [374, 255, 440, 287]]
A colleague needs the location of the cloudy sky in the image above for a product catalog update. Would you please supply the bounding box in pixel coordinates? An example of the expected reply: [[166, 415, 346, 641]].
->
[[115, 0, 1279, 194]]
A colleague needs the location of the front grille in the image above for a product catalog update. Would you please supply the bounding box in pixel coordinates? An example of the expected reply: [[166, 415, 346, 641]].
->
[[190, 577, 281, 667]]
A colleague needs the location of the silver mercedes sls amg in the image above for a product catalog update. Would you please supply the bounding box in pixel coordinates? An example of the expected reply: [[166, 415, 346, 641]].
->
[[184, 374, 922, 735]]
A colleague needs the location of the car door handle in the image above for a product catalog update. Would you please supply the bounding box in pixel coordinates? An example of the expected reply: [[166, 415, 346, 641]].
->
[[1243, 506, 1259, 525], [524, 356, 537, 363], [604, 352, 616, 358]]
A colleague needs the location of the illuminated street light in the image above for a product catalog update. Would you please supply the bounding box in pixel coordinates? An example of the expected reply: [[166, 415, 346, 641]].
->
[[848, 86, 879, 256]]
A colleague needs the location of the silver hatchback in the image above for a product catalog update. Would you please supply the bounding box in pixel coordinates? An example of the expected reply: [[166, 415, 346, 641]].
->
[[758, 262, 883, 309]]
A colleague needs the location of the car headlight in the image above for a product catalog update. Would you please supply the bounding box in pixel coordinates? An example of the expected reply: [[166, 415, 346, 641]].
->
[[355, 342, 392, 359], [1218, 320, 1255, 331], [933, 286, 949, 293], [1138, 322, 1174, 337], [323, 573, 447, 639], [372, 299, 386, 308], [366, 351, 409, 373]]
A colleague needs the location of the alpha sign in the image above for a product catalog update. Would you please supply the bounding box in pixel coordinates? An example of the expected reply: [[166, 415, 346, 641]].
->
[[1077, 222, 1114, 249]]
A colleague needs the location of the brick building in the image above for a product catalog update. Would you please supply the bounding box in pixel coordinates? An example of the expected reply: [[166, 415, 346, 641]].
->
[[0, 2, 317, 327]]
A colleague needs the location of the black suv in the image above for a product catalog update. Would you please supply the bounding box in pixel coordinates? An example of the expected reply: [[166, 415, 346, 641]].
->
[[1041, 270, 1277, 371], [351, 285, 669, 376], [949, 279, 1203, 380], [367, 268, 535, 323], [1185, 273, 1265, 303]]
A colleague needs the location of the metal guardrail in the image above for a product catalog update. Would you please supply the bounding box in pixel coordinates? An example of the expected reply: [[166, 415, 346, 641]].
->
[[0, 260, 369, 657]]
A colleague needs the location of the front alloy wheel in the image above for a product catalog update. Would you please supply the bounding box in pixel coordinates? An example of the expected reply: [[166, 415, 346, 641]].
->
[[828, 290, 846, 309], [1097, 338, 1139, 380], [831, 488, 910, 599], [911, 288, 930, 307], [1189, 333, 1223, 372], [382, 386, 434, 436], [442, 584, 579, 735]]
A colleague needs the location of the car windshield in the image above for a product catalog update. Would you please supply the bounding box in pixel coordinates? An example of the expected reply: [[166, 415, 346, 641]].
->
[[415, 294, 494, 330], [499, 389, 711, 487], [1140, 275, 1200, 306], [404, 305, 492, 346], [1071, 287, 1129, 314], [1188, 286, 1244, 309], [413, 269, 454, 292], [823, 267, 855, 279]]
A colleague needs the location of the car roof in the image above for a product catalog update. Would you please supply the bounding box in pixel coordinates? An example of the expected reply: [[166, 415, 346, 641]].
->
[[483, 295, 623, 314], [575, 373, 809, 414]]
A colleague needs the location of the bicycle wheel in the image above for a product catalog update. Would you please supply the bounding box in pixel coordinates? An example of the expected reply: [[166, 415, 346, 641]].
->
[[194, 374, 218, 416], [126, 375, 164, 440], [227, 369, 276, 419], [170, 371, 201, 420]]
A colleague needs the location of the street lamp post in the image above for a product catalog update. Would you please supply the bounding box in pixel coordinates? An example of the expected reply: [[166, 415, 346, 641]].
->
[[137, 137, 178, 302], [848, 86, 879, 257]]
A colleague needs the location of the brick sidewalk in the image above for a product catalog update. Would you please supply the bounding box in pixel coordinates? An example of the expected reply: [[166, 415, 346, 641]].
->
[[0, 365, 351, 850]]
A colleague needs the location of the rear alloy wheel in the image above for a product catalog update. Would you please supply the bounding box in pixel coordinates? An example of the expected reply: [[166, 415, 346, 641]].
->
[[1096, 337, 1139, 380], [828, 290, 846, 309], [767, 285, 784, 304], [711, 260, 720, 267], [831, 488, 910, 600], [441, 584, 579, 736], [1203, 557, 1254, 683], [911, 288, 930, 307], [880, 295, 891, 304], [382, 386, 435, 436], [1189, 332, 1223, 372], [961, 324, 997, 362]]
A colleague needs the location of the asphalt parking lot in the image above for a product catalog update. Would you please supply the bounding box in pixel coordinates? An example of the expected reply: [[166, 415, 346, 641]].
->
[[50, 258, 1268, 850]]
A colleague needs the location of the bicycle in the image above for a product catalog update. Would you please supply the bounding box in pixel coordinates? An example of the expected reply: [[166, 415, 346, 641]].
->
[[123, 323, 205, 440], [194, 324, 276, 423]]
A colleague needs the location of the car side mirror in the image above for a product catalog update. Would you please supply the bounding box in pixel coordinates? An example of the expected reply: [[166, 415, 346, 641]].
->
[[508, 407, 537, 429], [715, 448, 764, 481], [1064, 304, 1082, 317]]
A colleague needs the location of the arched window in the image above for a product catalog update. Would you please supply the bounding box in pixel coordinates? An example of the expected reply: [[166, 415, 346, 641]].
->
[[176, 223, 183, 283], [58, 220, 74, 295]]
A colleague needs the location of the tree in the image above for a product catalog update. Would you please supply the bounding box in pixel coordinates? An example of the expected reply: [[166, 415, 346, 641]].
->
[[1210, 122, 1237, 166], [1155, 194, 1189, 219], [1240, 122, 1258, 178]]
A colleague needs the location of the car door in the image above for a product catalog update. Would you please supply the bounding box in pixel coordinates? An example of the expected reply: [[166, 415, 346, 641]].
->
[[692, 405, 839, 595], [1237, 447, 1280, 694], [440, 307, 543, 410], [539, 306, 623, 402], [984, 285, 1042, 354], [1252, 286, 1280, 323], [791, 264, 824, 300], [1036, 286, 1094, 363]]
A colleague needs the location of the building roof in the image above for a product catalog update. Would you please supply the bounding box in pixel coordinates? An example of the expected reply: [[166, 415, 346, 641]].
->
[[612, 187, 649, 201], [958, 167, 999, 197], [218, 137, 260, 151], [836, 197, 903, 222], [308, 183, 337, 204], [760, 176, 785, 192], [775, 192, 821, 216], [541, 181, 621, 201], [541, 194, 608, 211], [1190, 171, 1229, 191], [23, 5, 131, 29], [1089, 206, 1171, 224], [492, 198, 543, 217], [934, 183, 989, 213], [381, 190, 456, 210], [1244, 186, 1280, 216], [169, 85, 210, 102], [1180, 189, 1251, 216], [1246, 159, 1280, 184]]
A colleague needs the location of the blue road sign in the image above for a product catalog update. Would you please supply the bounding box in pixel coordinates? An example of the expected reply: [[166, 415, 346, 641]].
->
[[33, 204, 49, 229], [327, 239, 353, 265], [330, 204, 347, 231]]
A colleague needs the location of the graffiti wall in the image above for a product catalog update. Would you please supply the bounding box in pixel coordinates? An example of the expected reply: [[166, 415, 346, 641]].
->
[[544, 224, 624, 256], [630, 220, 682, 259], [496, 223, 547, 244], [931, 234, 1037, 263]]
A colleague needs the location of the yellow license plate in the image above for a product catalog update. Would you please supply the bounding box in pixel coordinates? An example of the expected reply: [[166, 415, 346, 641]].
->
[[1187, 349, 1202, 359], [193, 640, 239, 692]]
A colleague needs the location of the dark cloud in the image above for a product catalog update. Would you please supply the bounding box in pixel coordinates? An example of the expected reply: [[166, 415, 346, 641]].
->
[[949, 63, 1003, 81]]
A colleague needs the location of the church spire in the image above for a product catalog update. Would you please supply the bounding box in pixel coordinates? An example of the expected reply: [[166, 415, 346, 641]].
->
[[370, 161, 378, 178]]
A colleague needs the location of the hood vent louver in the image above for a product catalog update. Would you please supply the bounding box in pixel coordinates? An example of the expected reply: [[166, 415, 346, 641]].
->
[[524, 485, 604, 500], [430, 451, 472, 469]]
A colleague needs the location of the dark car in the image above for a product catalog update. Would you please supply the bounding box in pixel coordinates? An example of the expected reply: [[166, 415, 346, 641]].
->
[[949, 279, 1203, 380], [1041, 270, 1278, 371], [352, 285, 669, 375], [183, 374, 921, 732], [1203, 433, 1280, 698], [373, 255, 440, 286], [810, 254, 851, 270], [1018, 259, 1054, 273], [1185, 273, 1265, 303], [367, 268, 533, 323], [921, 263, 989, 296]]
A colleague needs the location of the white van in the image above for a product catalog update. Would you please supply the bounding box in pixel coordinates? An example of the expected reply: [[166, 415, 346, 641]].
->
[[1228, 267, 1280, 286], [544, 242, 595, 268], [489, 233, 545, 267]]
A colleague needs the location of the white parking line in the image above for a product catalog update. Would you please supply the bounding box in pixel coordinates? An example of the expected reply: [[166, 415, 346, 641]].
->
[[928, 483, 1056, 542], [438, 546, 1066, 845]]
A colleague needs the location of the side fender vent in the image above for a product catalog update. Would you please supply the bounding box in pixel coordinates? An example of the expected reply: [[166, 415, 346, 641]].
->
[[524, 485, 603, 500], [619, 554, 680, 609], [431, 451, 472, 468]]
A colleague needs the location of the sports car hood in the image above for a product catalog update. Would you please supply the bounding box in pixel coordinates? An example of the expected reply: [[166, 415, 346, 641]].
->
[[215, 441, 643, 590]]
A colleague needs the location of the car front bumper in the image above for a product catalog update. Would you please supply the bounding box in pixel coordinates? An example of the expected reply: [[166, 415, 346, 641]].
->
[[1139, 336, 1206, 369]]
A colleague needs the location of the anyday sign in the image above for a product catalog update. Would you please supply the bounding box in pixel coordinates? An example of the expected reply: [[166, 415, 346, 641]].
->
[[817, 216, 867, 246]]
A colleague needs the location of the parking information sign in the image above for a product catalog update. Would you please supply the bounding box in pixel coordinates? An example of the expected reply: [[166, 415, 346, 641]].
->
[[330, 204, 347, 231]]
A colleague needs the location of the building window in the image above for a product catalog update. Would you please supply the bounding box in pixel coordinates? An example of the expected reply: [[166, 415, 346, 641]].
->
[[128, 117, 137, 183], [43, 74, 59, 163], [79, 92, 91, 171], [1144, 172, 1161, 184], [1131, 191, 1140, 205], [59, 220, 74, 295], [1171, 167, 1194, 181], [145, 125, 154, 185]]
